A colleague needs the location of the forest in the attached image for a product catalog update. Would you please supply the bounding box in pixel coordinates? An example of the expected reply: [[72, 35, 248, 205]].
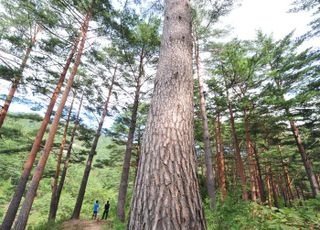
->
[[0, 0, 319, 229]]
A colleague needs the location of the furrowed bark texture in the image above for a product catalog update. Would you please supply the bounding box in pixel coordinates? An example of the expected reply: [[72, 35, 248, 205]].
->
[[128, 0, 207, 229], [71, 66, 116, 219], [0, 31, 81, 230], [0, 25, 40, 129], [117, 52, 143, 222], [195, 39, 216, 209], [14, 8, 91, 229]]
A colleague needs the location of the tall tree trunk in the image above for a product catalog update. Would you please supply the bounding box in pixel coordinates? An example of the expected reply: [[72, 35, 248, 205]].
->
[[48, 93, 76, 221], [243, 108, 257, 201], [253, 147, 266, 203], [0, 25, 41, 129], [269, 167, 279, 208], [278, 145, 294, 200], [128, 0, 206, 228], [195, 37, 216, 209], [117, 50, 143, 222], [52, 94, 84, 220], [0, 28, 81, 230], [71, 66, 116, 219], [287, 115, 319, 197], [266, 169, 272, 208], [226, 89, 248, 200], [216, 112, 227, 201], [14, 7, 92, 229]]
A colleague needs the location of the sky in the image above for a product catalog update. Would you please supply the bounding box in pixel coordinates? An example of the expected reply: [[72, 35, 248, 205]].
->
[[1, 0, 317, 127], [217, 0, 316, 45]]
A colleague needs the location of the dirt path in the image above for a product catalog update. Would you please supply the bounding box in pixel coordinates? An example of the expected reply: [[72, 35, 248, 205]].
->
[[62, 219, 112, 230]]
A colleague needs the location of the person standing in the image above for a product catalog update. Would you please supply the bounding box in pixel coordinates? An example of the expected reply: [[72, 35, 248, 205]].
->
[[102, 200, 110, 220], [92, 200, 99, 220]]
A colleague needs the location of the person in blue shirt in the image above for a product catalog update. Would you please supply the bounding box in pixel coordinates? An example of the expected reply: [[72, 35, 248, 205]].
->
[[92, 200, 99, 220]]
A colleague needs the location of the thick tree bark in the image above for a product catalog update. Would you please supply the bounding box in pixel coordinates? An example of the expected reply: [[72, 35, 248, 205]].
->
[[287, 116, 319, 197], [48, 93, 75, 221], [14, 8, 92, 229], [117, 50, 143, 222], [0, 29, 81, 230], [128, 0, 207, 229], [0, 25, 41, 129], [226, 89, 248, 200], [215, 112, 227, 201], [243, 108, 257, 201], [195, 38, 216, 209], [71, 66, 116, 219], [52, 94, 84, 220]]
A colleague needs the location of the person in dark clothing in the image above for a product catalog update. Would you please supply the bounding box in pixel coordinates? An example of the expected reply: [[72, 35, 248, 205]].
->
[[102, 200, 110, 220]]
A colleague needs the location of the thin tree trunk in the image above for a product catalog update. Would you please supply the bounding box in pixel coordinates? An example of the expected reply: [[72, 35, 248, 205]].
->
[[53, 94, 84, 220], [287, 116, 319, 197], [253, 147, 266, 203], [0, 29, 81, 230], [269, 167, 279, 208], [128, 0, 207, 228], [266, 169, 272, 208], [278, 145, 294, 200], [48, 93, 76, 221], [216, 112, 227, 201], [195, 37, 216, 209], [244, 108, 257, 201], [117, 50, 143, 222], [71, 66, 116, 219], [0, 25, 41, 129], [14, 7, 92, 229], [226, 89, 248, 200]]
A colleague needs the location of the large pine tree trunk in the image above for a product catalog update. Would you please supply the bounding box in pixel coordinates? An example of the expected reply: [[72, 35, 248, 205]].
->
[[0, 25, 41, 129], [71, 67, 116, 219], [128, 0, 207, 229], [216, 112, 227, 201], [226, 89, 248, 200], [195, 39, 216, 209], [14, 8, 92, 229], [287, 117, 319, 197], [52, 94, 84, 220], [0, 29, 81, 230], [117, 51, 143, 222], [48, 94, 75, 221], [243, 108, 257, 201]]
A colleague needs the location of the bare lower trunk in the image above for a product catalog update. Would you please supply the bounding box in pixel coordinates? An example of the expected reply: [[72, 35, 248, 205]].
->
[[269, 167, 279, 208], [48, 94, 75, 221], [195, 37, 215, 209], [288, 117, 319, 197], [14, 8, 92, 229], [51, 94, 84, 220], [278, 145, 294, 200], [226, 89, 248, 200], [71, 66, 116, 219], [0, 29, 81, 230], [253, 147, 266, 203], [244, 109, 257, 201], [128, 0, 206, 228], [266, 170, 272, 208], [216, 113, 227, 201], [0, 25, 40, 129], [117, 55, 142, 222]]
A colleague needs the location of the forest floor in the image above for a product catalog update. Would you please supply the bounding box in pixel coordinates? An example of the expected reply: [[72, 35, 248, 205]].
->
[[62, 219, 112, 230]]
